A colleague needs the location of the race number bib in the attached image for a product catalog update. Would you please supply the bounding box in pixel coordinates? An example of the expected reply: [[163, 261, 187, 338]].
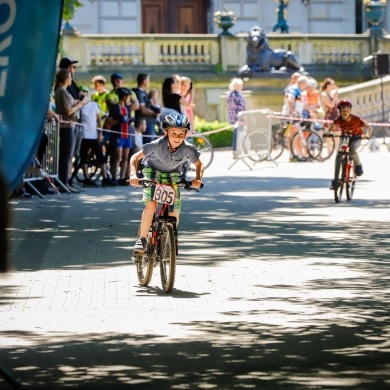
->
[[153, 184, 175, 205], [339, 137, 350, 151]]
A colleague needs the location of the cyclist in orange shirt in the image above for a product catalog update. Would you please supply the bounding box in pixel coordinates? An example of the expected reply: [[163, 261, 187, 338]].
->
[[329, 99, 371, 188]]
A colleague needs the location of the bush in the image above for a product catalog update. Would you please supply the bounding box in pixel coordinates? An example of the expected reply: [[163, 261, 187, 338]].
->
[[194, 118, 232, 148]]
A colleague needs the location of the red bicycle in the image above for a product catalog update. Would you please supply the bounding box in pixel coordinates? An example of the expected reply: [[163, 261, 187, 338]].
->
[[329, 134, 364, 203], [132, 178, 202, 293]]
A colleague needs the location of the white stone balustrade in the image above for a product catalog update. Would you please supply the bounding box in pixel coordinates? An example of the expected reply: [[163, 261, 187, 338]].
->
[[61, 32, 390, 122], [338, 75, 390, 122], [62, 31, 390, 72]]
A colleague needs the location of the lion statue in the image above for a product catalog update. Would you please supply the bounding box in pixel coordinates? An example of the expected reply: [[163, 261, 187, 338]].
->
[[239, 26, 303, 76]]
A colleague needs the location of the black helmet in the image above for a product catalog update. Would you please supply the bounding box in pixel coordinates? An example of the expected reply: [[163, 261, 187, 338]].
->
[[162, 114, 191, 132], [117, 87, 131, 100]]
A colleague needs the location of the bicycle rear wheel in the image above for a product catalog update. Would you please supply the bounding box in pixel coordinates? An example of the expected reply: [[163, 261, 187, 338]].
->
[[243, 130, 270, 162], [159, 224, 176, 293], [186, 134, 213, 170], [334, 155, 345, 203], [136, 228, 154, 286], [291, 129, 322, 161], [319, 132, 335, 161]]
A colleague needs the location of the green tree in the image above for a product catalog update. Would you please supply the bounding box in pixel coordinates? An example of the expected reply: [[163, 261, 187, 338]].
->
[[63, 0, 83, 22]]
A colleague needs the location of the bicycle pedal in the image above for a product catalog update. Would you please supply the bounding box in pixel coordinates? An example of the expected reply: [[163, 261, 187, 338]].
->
[[131, 256, 142, 264]]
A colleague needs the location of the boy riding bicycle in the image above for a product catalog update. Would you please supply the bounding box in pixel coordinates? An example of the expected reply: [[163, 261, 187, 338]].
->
[[329, 99, 371, 189], [129, 114, 204, 254]]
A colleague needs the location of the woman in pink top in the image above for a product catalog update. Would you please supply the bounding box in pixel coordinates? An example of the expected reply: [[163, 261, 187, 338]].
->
[[181, 76, 195, 129]]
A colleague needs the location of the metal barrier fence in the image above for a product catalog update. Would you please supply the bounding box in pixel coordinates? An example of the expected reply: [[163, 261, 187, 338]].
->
[[23, 119, 69, 198], [229, 108, 274, 170]]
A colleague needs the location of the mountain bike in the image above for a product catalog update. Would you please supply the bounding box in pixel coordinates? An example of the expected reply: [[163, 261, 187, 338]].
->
[[327, 134, 363, 203], [270, 119, 326, 161], [132, 178, 203, 293]]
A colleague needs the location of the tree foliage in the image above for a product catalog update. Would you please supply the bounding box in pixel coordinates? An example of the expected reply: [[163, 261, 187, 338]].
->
[[63, 0, 83, 22]]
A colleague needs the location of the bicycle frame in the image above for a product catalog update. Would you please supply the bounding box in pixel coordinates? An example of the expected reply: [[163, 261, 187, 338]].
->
[[333, 135, 358, 203], [150, 200, 178, 259], [133, 178, 202, 293]]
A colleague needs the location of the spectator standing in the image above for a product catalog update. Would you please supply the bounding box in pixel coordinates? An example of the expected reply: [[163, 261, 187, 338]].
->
[[282, 72, 302, 115], [302, 78, 321, 118], [108, 87, 133, 185], [148, 89, 162, 134], [285, 75, 309, 161], [127, 117, 147, 179], [105, 73, 138, 182], [321, 77, 341, 151], [181, 76, 195, 129], [132, 73, 160, 144], [91, 75, 110, 162], [59, 57, 84, 187], [226, 77, 246, 159], [59, 57, 80, 99], [321, 78, 339, 124], [106, 73, 138, 113], [54, 69, 86, 193], [133, 117, 147, 153], [78, 85, 110, 186], [91, 75, 109, 119]]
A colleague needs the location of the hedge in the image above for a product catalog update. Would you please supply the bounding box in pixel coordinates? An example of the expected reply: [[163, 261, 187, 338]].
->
[[194, 118, 232, 148]]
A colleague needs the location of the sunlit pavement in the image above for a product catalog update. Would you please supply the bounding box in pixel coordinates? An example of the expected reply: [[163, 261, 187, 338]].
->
[[1, 143, 390, 389]]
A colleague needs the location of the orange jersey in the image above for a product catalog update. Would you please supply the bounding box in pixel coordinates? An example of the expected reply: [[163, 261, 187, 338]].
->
[[334, 114, 365, 136], [306, 90, 320, 107]]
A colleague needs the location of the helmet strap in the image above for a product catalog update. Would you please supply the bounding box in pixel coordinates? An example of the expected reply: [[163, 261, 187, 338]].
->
[[166, 134, 182, 153]]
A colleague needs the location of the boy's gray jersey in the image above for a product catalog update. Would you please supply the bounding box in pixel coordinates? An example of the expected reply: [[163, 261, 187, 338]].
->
[[142, 137, 200, 173]]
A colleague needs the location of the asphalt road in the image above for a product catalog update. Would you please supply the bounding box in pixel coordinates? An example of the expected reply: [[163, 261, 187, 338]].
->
[[1, 144, 390, 389]]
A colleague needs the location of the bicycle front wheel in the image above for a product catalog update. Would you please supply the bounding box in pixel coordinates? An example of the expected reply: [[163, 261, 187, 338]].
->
[[346, 162, 356, 201], [334, 155, 345, 203], [159, 224, 176, 293], [186, 134, 213, 169], [290, 129, 323, 161]]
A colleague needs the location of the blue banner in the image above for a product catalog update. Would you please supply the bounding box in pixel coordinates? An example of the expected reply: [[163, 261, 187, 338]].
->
[[0, 0, 63, 190]]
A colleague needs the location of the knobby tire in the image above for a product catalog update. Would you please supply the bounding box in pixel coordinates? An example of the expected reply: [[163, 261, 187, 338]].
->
[[334, 155, 345, 203], [320, 132, 336, 161], [346, 161, 356, 201], [159, 224, 176, 293], [290, 129, 323, 161]]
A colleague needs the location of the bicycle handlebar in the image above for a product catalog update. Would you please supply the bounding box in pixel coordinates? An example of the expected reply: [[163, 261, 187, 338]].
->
[[133, 178, 204, 192], [324, 134, 368, 139]]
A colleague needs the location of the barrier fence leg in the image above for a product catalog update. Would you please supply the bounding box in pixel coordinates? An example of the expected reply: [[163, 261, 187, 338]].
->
[[23, 178, 44, 199], [228, 156, 253, 171]]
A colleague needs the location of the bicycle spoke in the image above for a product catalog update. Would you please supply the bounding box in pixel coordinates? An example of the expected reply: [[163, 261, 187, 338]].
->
[[186, 135, 213, 170], [159, 224, 176, 293]]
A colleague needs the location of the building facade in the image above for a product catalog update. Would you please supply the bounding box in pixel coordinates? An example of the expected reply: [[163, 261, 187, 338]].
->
[[70, 0, 389, 35]]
